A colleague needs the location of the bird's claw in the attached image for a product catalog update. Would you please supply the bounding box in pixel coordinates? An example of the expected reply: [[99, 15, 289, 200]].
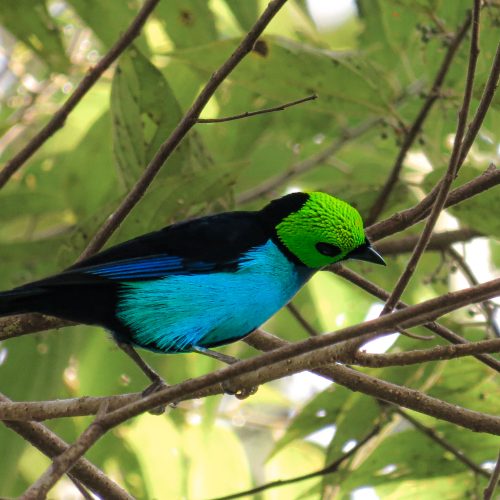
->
[[142, 378, 175, 415], [222, 381, 259, 400]]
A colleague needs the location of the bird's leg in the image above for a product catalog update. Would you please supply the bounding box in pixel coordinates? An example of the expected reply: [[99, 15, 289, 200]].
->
[[117, 342, 169, 414], [192, 345, 240, 365], [192, 345, 258, 400]]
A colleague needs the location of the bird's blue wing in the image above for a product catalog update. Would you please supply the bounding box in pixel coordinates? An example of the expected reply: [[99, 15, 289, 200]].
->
[[82, 254, 240, 281]]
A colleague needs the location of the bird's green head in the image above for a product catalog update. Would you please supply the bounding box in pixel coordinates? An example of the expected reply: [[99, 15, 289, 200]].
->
[[262, 191, 385, 269]]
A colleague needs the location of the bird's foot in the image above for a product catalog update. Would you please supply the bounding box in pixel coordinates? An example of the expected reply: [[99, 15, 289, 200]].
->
[[222, 381, 259, 400], [142, 378, 173, 415], [192, 345, 259, 400]]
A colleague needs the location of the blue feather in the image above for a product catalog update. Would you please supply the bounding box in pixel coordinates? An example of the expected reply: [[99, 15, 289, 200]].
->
[[84, 255, 226, 280], [115, 240, 313, 353]]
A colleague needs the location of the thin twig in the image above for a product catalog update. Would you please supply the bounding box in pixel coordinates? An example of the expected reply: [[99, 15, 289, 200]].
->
[[410, 39, 500, 221], [210, 425, 381, 500], [67, 475, 94, 500], [0, 0, 161, 189], [375, 228, 480, 255], [459, 42, 500, 167], [79, 0, 290, 261], [484, 448, 500, 500], [395, 407, 489, 478], [287, 302, 319, 336], [366, 11, 472, 224], [380, 0, 482, 315], [353, 338, 500, 367], [197, 94, 317, 123]]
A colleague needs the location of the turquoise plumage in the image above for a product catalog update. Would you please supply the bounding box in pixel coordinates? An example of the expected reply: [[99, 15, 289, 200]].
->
[[117, 240, 312, 352]]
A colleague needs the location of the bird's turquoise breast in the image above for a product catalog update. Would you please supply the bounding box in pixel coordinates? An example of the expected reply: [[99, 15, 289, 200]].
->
[[116, 240, 312, 353]]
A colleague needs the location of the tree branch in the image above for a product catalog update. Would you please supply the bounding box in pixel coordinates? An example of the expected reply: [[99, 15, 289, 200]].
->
[[379, 0, 482, 315], [331, 265, 500, 372], [375, 228, 480, 255], [18, 279, 500, 498], [366, 10, 473, 224], [0, 0, 161, 189], [352, 338, 500, 367], [368, 164, 500, 242], [286, 302, 318, 337], [447, 247, 500, 337], [197, 94, 317, 123]]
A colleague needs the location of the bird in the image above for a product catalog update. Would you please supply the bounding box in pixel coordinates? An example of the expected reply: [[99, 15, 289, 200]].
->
[[0, 191, 385, 391]]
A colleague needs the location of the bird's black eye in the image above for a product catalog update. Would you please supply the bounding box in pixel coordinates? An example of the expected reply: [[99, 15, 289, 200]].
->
[[316, 242, 342, 257]]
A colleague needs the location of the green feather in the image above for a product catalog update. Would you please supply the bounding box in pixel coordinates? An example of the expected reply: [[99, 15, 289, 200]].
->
[[276, 192, 365, 268]]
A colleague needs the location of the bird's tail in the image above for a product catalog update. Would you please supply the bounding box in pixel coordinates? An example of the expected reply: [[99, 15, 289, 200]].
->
[[0, 287, 44, 317]]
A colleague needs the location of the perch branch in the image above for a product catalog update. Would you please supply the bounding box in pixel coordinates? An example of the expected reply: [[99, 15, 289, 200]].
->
[[19, 279, 500, 498], [331, 265, 500, 372], [352, 338, 500, 367]]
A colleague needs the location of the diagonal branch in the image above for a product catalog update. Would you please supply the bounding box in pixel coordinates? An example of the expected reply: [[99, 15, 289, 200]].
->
[[366, 10, 473, 224], [236, 117, 380, 204], [368, 164, 499, 242], [484, 448, 500, 500], [394, 407, 489, 478], [380, 0, 482, 315], [0, 0, 161, 189], [375, 228, 480, 255], [447, 247, 500, 337]]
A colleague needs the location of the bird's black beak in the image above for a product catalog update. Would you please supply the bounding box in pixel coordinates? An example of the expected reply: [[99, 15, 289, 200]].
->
[[348, 244, 386, 266]]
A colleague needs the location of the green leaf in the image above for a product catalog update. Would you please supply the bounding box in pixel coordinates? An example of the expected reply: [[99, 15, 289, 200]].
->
[[224, 0, 259, 31], [111, 46, 202, 189], [155, 1, 218, 49], [170, 36, 395, 122], [68, 0, 147, 50]]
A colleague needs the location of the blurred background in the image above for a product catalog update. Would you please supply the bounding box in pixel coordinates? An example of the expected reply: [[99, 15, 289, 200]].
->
[[0, 0, 498, 498]]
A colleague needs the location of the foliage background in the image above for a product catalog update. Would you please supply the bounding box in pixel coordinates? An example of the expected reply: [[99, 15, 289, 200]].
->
[[0, 0, 498, 498]]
